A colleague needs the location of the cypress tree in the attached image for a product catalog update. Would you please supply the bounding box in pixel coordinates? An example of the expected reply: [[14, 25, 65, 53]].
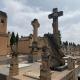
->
[[16, 33, 19, 44], [10, 32, 16, 45]]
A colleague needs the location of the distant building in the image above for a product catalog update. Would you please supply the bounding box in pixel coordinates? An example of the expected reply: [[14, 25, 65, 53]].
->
[[0, 11, 10, 55]]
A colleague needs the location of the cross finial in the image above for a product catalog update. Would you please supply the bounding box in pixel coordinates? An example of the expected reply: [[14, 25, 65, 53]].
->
[[48, 8, 63, 19], [31, 18, 40, 42], [53, 8, 58, 12], [31, 18, 40, 28]]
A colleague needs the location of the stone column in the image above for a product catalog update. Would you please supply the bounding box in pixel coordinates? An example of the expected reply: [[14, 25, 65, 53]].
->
[[28, 19, 40, 63], [40, 46, 51, 80], [9, 54, 18, 76], [67, 57, 75, 70], [9, 45, 19, 77]]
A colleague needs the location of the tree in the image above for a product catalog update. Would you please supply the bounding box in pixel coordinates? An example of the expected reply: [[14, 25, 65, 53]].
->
[[65, 41, 68, 46], [57, 30, 62, 48], [10, 32, 19, 55], [73, 42, 76, 47], [63, 41, 68, 55], [15, 33, 19, 54], [9, 32, 19, 76], [58, 30, 62, 45], [69, 42, 71, 46], [16, 33, 19, 44], [10, 32, 16, 46], [10, 32, 16, 52]]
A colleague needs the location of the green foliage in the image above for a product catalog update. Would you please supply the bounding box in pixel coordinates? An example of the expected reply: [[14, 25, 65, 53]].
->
[[58, 30, 61, 45], [63, 41, 68, 47], [72, 42, 76, 47], [10, 32, 19, 45], [16, 33, 19, 43], [10, 32, 16, 45]]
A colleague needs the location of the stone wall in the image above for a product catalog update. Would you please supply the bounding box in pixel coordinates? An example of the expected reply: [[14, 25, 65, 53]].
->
[[0, 34, 9, 55], [18, 38, 31, 54], [61, 65, 80, 80], [0, 11, 9, 56], [0, 11, 7, 33], [17, 37, 45, 55]]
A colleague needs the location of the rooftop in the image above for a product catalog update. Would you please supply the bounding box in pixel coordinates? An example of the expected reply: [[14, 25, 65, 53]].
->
[[0, 11, 7, 17]]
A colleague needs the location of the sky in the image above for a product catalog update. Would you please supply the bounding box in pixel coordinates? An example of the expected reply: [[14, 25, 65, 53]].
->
[[0, 0, 80, 44]]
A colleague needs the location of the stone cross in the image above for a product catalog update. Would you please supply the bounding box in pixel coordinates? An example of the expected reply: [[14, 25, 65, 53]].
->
[[48, 8, 63, 46], [48, 8, 63, 34], [31, 19, 40, 42]]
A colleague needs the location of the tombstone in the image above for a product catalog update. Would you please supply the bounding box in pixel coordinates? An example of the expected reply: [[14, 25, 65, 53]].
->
[[48, 8, 63, 47], [67, 57, 75, 70], [40, 46, 51, 80]]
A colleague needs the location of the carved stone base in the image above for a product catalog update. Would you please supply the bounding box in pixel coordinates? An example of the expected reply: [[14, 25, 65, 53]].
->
[[40, 70, 51, 80], [40, 64, 51, 80], [68, 57, 75, 70], [9, 64, 19, 76], [9, 56, 19, 76]]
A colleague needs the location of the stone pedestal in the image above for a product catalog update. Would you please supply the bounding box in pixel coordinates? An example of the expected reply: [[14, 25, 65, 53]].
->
[[40, 71, 51, 80], [40, 46, 51, 80], [68, 57, 75, 70], [9, 54, 19, 76]]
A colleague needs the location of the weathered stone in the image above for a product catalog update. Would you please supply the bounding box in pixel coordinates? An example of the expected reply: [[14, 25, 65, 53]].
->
[[47, 8, 65, 69], [68, 57, 75, 70], [28, 19, 40, 63], [48, 8, 63, 47], [9, 53, 19, 76], [31, 19, 40, 42], [9, 44, 19, 76], [40, 46, 51, 80]]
